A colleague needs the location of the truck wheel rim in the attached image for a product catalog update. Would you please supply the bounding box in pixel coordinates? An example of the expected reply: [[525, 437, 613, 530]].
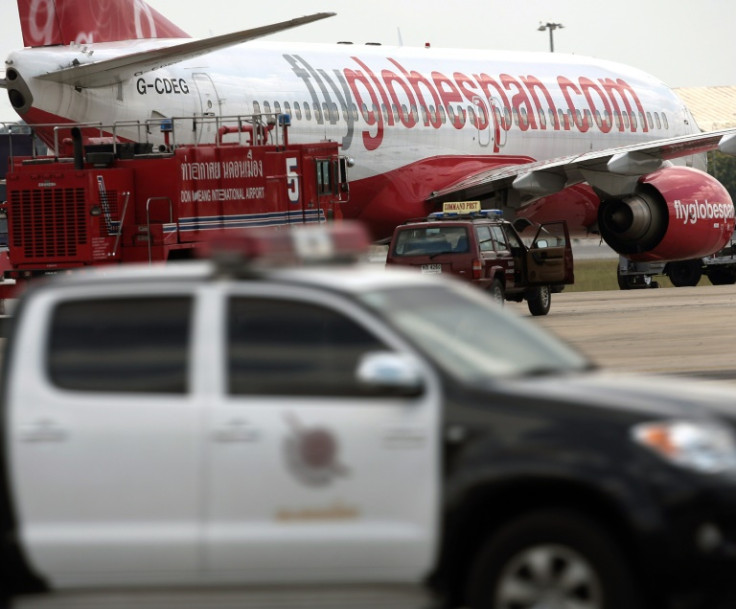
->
[[494, 544, 603, 609]]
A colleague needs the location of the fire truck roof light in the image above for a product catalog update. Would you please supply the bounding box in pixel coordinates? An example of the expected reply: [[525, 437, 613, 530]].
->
[[278, 114, 291, 127], [197, 222, 371, 275]]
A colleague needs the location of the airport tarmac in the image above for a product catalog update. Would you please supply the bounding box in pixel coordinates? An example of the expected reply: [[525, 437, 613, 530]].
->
[[510, 285, 736, 383]]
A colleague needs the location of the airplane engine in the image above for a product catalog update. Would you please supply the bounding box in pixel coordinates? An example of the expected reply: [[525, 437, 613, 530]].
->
[[597, 166, 734, 262]]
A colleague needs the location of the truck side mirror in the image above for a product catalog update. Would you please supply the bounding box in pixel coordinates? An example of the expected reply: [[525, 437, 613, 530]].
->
[[356, 351, 425, 397]]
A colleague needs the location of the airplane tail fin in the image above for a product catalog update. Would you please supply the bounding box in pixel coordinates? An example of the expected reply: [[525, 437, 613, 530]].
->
[[17, 0, 189, 47]]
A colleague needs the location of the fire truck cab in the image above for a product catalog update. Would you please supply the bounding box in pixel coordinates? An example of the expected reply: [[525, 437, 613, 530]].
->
[[0, 114, 349, 296]]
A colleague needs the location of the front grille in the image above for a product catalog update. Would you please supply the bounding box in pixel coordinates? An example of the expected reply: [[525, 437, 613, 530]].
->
[[9, 188, 87, 259]]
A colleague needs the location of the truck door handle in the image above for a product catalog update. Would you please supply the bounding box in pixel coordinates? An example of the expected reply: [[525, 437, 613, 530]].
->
[[20, 420, 68, 443], [212, 420, 260, 443]]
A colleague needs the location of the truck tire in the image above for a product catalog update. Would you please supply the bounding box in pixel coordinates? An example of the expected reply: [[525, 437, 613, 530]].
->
[[466, 509, 641, 609], [667, 259, 702, 287], [488, 279, 505, 306], [526, 285, 551, 316], [707, 267, 736, 285]]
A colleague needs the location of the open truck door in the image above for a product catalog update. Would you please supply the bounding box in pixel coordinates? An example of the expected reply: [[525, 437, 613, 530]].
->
[[525, 221, 574, 285]]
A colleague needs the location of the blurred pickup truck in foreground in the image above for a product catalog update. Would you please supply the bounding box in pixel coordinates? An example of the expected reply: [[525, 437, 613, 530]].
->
[[3, 224, 736, 609]]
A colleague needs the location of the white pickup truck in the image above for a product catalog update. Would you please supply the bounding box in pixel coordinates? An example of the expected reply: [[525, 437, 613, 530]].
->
[[4, 224, 736, 609]]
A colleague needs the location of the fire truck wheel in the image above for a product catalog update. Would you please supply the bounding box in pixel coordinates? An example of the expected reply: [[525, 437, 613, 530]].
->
[[488, 279, 505, 306], [526, 285, 551, 316]]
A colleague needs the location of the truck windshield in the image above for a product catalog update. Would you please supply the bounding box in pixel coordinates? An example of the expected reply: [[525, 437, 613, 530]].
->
[[392, 226, 469, 255], [358, 283, 590, 381]]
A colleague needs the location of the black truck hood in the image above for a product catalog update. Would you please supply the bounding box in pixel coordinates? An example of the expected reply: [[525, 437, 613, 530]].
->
[[484, 369, 736, 424]]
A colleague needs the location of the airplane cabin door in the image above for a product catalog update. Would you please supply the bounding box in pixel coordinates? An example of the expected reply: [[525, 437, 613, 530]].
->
[[192, 72, 221, 144]]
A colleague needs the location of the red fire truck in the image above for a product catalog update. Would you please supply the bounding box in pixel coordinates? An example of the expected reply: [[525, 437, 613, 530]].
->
[[0, 114, 349, 297]]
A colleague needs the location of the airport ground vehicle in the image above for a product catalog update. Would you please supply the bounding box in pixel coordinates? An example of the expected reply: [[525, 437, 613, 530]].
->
[[617, 239, 736, 289], [0, 113, 349, 297], [385, 202, 574, 315], [4, 224, 736, 608]]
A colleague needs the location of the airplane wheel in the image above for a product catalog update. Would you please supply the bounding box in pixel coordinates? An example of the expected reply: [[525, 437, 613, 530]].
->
[[527, 285, 551, 316], [667, 260, 702, 287]]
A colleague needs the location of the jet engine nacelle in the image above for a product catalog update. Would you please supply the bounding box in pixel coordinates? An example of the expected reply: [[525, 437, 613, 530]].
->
[[597, 166, 734, 262]]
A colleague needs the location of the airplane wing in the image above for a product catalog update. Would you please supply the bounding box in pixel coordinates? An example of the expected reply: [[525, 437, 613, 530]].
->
[[429, 129, 736, 207], [32, 13, 335, 89]]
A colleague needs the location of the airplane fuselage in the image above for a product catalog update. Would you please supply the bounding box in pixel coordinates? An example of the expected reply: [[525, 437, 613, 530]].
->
[[7, 40, 703, 237]]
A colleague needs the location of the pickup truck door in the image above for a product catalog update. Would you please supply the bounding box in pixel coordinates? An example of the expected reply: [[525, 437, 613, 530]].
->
[[525, 221, 575, 285], [7, 289, 202, 587], [203, 285, 441, 583]]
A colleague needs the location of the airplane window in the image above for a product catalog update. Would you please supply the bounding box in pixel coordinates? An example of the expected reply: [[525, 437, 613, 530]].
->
[[503, 107, 511, 129], [575, 109, 582, 128], [304, 103, 312, 121], [467, 105, 476, 125], [602, 110, 611, 130], [549, 108, 556, 127], [630, 112, 637, 130], [351, 104, 359, 121], [322, 102, 330, 121], [284, 101, 291, 116], [646, 112, 653, 128], [293, 102, 302, 120], [623, 111, 630, 129], [411, 105, 418, 122], [313, 102, 322, 122], [263, 101, 272, 117], [401, 104, 409, 122], [638, 112, 645, 130], [662, 113, 669, 129], [253, 101, 261, 115], [567, 110, 573, 128], [428, 105, 436, 123], [519, 108, 528, 128], [594, 110, 602, 129], [583, 109, 592, 130], [340, 103, 347, 121], [538, 108, 546, 129], [439, 105, 447, 124], [654, 112, 661, 129], [614, 113, 621, 130]]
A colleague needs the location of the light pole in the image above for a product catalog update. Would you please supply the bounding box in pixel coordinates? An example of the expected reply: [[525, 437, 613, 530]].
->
[[538, 22, 564, 52]]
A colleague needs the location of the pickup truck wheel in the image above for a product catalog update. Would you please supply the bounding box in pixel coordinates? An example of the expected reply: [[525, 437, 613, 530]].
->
[[488, 279, 505, 306], [526, 285, 551, 316], [466, 509, 641, 609]]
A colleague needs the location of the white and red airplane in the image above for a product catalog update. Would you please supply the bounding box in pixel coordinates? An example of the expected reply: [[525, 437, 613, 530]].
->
[[3, 0, 736, 265]]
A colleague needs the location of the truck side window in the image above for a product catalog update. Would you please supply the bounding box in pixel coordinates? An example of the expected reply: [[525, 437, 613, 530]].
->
[[475, 225, 494, 252], [47, 297, 191, 393], [490, 226, 508, 251], [228, 297, 387, 396]]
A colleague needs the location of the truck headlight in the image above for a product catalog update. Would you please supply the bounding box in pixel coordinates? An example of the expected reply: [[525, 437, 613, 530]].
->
[[632, 420, 736, 474]]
